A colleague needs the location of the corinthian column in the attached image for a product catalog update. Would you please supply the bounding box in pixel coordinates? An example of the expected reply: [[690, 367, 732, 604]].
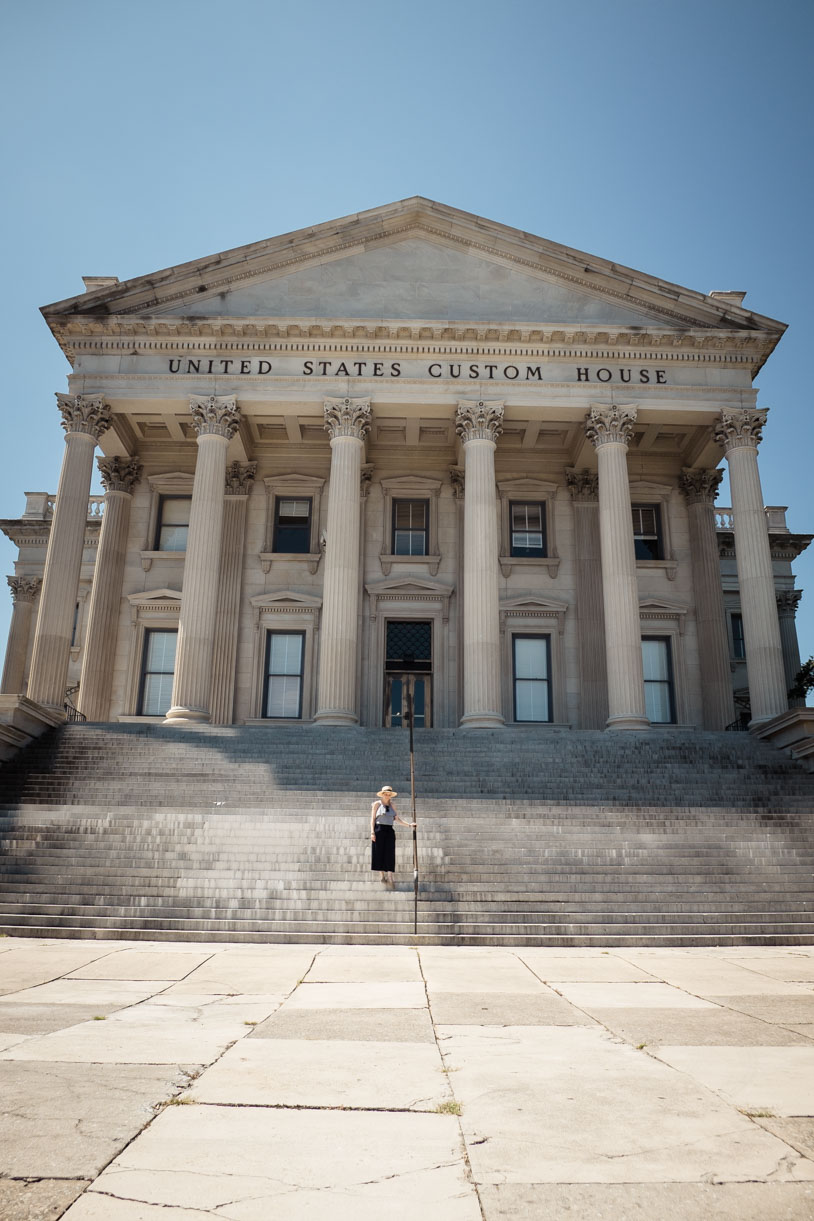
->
[[566, 470, 608, 728], [456, 399, 504, 729], [1, 577, 41, 694], [210, 461, 256, 725], [165, 395, 239, 724], [714, 409, 787, 724], [314, 397, 371, 725], [679, 468, 734, 729], [27, 394, 111, 709], [77, 457, 142, 721], [585, 405, 648, 730], [776, 589, 804, 709]]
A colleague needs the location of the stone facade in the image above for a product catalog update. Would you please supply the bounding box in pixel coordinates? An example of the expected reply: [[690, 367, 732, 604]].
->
[[1, 199, 810, 732]]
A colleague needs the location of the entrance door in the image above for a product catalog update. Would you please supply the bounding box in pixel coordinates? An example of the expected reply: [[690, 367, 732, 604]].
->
[[385, 673, 432, 728], [384, 620, 432, 728]]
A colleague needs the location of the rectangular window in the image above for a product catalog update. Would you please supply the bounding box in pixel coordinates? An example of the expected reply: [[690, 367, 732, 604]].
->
[[273, 497, 312, 554], [513, 635, 552, 722], [510, 502, 546, 557], [264, 632, 305, 718], [642, 637, 675, 723], [392, 499, 428, 555], [156, 496, 191, 552], [632, 504, 663, 561], [139, 630, 177, 716], [731, 612, 746, 660]]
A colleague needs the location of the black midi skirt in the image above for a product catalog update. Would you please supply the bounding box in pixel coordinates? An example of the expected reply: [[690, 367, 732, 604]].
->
[[371, 824, 395, 872]]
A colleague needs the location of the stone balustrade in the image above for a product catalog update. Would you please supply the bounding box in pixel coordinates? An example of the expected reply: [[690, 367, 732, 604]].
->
[[23, 493, 105, 520]]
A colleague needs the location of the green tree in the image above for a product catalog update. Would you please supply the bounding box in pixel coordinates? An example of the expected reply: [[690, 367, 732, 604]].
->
[[788, 658, 814, 702]]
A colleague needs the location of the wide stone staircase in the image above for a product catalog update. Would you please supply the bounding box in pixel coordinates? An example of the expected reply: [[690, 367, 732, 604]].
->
[[0, 722, 813, 946]]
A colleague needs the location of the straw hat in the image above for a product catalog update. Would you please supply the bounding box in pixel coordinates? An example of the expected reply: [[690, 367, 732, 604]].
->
[[377, 785, 398, 799]]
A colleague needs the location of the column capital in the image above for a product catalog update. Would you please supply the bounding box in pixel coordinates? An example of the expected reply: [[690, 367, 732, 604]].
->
[[97, 456, 142, 494], [56, 393, 111, 440], [566, 468, 599, 502], [323, 397, 371, 440], [679, 467, 723, 506], [714, 407, 768, 454], [584, 404, 637, 449], [455, 399, 504, 443], [189, 394, 240, 440], [776, 588, 802, 615], [7, 576, 41, 604], [225, 460, 257, 496]]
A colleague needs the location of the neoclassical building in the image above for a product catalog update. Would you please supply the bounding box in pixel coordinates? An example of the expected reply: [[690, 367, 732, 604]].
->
[[0, 199, 809, 742]]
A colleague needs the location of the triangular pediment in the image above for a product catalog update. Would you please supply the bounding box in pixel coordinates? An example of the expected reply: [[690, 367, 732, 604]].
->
[[42, 198, 785, 337], [250, 590, 322, 610], [366, 577, 452, 599]]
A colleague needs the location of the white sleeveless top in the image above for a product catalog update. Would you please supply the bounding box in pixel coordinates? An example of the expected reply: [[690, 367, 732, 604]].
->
[[374, 801, 396, 826]]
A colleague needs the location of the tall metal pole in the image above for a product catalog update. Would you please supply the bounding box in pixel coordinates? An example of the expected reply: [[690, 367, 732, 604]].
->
[[406, 683, 418, 936]]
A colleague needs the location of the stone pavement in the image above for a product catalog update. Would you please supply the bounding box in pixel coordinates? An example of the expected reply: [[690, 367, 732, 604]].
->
[[1, 939, 814, 1219]]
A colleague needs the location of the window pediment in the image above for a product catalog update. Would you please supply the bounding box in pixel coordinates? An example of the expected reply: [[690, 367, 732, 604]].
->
[[639, 597, 688, 632], [500, 595, 568, 634], [366, 577, 453, 622]]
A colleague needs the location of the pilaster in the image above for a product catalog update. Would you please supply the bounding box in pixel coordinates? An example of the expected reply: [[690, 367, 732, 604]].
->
[[210, 461, 256, 724], [566, 470, 608, 728], [679, 467, 734, 729]]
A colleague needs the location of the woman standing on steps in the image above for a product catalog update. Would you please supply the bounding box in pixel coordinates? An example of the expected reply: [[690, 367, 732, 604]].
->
[[370, 785, 415, 886]]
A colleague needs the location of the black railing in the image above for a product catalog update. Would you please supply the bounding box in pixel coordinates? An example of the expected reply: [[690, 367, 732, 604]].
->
[[64, 691, 86, 723]]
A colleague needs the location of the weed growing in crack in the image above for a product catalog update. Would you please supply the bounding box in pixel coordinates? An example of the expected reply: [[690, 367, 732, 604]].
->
[[739, 1108, 775, 1119], [435, 1101, 462, 1116]]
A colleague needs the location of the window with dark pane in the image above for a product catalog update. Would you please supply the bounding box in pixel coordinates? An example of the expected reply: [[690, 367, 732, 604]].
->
[[156, 496, 191, 551], [263, 632, 304, 718], [631, 503, 663, 560], [273, 497, 312, 553], [512, 635, 552, 722], [139, 630, 177, 716], [510, 501, 546, 557], [392, 499, 428, 555], [642, 637, 675, 723], [385, 620, 432, 672], [731, 612, 746, 660]]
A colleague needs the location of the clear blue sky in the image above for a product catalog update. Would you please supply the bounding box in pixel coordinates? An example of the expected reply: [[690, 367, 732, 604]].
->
[[1, 0, 812, 690]]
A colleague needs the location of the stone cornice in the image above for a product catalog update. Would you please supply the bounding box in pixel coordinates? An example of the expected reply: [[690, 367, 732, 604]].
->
[[48, 315, 774, 374]]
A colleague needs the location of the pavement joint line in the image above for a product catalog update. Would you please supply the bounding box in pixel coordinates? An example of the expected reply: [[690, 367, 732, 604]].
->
[[418, 946, 488, 1221]]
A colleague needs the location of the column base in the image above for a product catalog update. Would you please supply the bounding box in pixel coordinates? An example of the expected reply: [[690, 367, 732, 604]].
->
[[459, 712, 505, 729], [163, 706, 210, 726], [605, 714, 650, 731], [313, 710, 359, 727]]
